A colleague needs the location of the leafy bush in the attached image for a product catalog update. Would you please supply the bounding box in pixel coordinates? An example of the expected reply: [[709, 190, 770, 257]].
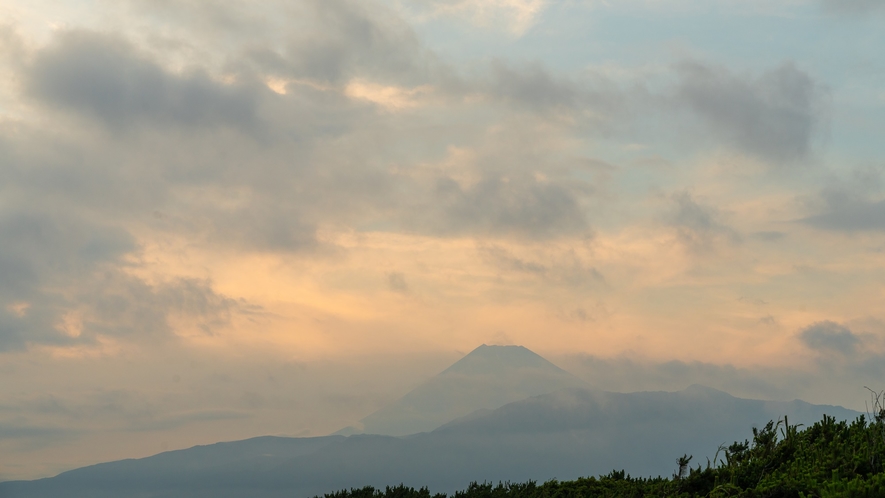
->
[[319, 390, 885, 498]]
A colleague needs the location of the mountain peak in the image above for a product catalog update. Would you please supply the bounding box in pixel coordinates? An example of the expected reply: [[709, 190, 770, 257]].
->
[[681, 384, 733, 397], [339, 344, 586, 436], [441, 344, 563, 376]]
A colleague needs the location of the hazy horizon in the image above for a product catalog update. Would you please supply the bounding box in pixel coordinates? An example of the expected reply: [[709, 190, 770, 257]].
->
[[1, 0, 884, 483]]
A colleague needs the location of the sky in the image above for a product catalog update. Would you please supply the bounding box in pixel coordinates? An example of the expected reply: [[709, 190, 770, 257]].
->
[[1, 0, 885, 482]]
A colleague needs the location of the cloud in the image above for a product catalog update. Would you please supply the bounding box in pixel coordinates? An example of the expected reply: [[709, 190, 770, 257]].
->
[[0, 208, 248, 351], [423, 173, 589, 238], [10, 19, 610, 254], [1, 0, 882, 484], [805, 198, 885, 231], [404, 0, 549, 35], [0, 210, 134, 350], [479, 245, 548, 275], [802, 168, 885, 232], [0, 388, 247, 455], [803, 193, 885, 232], [752, 231, 786, 242], [820, 0, 885, 15], [0, 420, 80, 453], [667, 191, 740, 252], [101, 277, 244, 341], [126, 0, 278, 38], [200, 206, 322, 253], [0, 420, 77, 441], [27, 30, 263, 132], [553, 354, 799, 402], [245, 0, 430, 86], [478, 245, 605, 290], [8, 29, 386, 254], [675, 61, 827, 162], [387, 272, 410, 294], [344, 80, 434, 110], [555, 350, 885, 412], [393, 135, 599, 242], [799, 321, 861, 355], [488, 60, 579, 112], [127, 409, 250, 432], [478, 60, 627, 127]]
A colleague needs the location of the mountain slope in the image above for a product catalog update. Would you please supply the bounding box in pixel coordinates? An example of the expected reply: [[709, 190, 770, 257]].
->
[[338, 344, 587, 436], [0, 385, 862, 498]]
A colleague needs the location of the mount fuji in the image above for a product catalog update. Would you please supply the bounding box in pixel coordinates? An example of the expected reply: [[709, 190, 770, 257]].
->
[[0, 345, 863, 498], [336, 344, 587, 436]]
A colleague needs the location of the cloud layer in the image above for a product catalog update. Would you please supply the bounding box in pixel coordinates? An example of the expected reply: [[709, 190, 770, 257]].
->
[[0, 0, 883, 482]]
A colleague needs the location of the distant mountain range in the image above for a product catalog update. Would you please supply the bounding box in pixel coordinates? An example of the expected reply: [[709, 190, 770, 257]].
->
[[0, 345, 863, 498], [336, 344, 587, 436]]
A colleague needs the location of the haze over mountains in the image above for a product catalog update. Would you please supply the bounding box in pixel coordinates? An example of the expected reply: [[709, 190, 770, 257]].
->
[[337, 345, 587, 436], [0, 346, 863, 498]]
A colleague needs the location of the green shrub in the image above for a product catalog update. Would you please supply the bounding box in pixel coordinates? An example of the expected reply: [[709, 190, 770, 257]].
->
[[318, 392, 885, 498]]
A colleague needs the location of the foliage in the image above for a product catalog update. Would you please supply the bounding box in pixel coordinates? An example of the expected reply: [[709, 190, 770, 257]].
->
[[318, 390, 885, 497]]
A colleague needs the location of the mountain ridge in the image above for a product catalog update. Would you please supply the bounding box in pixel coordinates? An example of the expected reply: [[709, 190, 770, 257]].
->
[[0, 384, 863, 498], [0, 345, 866, 498], [337, 344, 587, 436]]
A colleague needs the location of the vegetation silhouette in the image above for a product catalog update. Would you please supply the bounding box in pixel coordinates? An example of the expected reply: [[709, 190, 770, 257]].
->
[[317, 390, 885, 498]]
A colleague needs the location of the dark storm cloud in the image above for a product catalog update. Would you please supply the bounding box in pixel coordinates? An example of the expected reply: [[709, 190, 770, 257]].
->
[[800, 321, 861, 355], [676, 61, 826, 162], [28, 30, 263, 131]]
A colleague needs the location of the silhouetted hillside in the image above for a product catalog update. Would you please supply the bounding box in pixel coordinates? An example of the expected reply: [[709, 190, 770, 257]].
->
[[316, 409, 885, 497], [0, 385, 862, 498]]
